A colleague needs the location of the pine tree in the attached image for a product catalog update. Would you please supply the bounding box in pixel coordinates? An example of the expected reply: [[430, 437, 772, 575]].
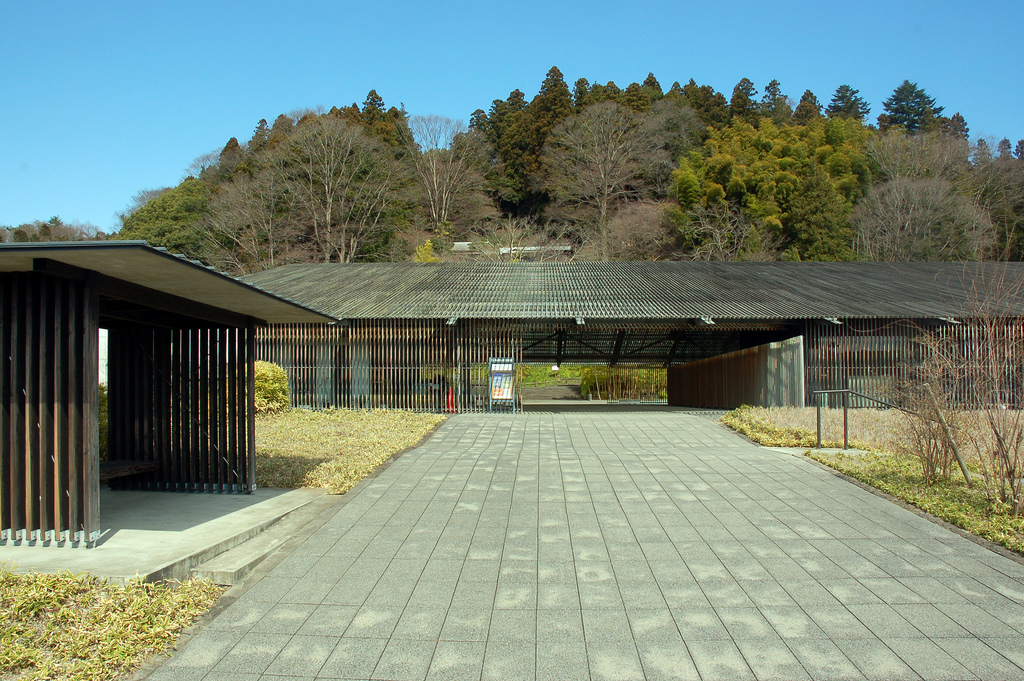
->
[[791, 90, 823, 125], [1015, 140, 1024, 160], [825, 85, 871, 121], [880, 80, 943, 133]]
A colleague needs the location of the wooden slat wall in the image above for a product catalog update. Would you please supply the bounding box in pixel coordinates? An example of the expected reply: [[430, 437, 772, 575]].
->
[[1, 272, 99, 542], [667, 337, 804, 408], [107, 324, 255, 493], [803, 319, 916, 407], [257, 320, 526, 413]]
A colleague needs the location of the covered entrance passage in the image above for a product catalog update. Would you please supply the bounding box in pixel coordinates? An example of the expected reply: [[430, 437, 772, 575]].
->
[[244, 261, 1024, 413]]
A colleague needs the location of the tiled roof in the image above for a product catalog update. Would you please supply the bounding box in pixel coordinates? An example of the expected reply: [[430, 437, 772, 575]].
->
[[243, 261, 1024, 321]]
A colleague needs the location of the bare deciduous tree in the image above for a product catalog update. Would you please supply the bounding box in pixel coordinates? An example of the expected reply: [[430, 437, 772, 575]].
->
[[408, 115, 492, 232], [868, 132, 971, 183], [470, 217, 575, 262], [677, 203, 778, 261], [288, 116, 403, 262], [853, 176, 995, 261], [543, 101, 662, 260], [855, 131, 995, 261], [205, 153, 292, 273], [576, 202, 671, 261]]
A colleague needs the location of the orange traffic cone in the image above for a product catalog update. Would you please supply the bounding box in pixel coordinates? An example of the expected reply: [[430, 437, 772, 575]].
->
[[445, 387, 456, 413]]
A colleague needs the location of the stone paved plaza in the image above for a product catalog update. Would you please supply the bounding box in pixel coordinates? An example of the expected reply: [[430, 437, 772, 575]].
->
[[150, 412, 1024, 680]]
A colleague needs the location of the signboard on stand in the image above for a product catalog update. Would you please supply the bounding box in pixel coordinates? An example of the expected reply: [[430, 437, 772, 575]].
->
[[489, 357, 516, 413]]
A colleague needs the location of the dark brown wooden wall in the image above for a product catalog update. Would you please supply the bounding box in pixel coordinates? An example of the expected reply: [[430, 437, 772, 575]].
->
[[106, 325, 256, 493], [258, 321, 522, 412], [1, 272, 99, 542]]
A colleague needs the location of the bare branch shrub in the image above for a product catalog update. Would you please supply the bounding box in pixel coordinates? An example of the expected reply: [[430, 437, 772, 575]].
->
[[893, 386, 958, 484], [904, 269, 1024, 511]]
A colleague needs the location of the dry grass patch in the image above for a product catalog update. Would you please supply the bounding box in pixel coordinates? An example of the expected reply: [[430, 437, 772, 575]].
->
[[721, 405, 900, 451], [256, 409, 446, 494], [0, 566, 221, 680]]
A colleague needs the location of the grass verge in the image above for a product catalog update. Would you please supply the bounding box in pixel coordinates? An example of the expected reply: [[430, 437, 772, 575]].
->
[[721, 405, 1024, 556], [256, 409, 446, 493], [0, 566, 221, 680]]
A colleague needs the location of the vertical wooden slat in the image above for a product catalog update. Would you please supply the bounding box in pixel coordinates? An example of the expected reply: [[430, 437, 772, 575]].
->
[[0, 276, 13, 538], [81, 276, 100, 542], [189, 327, 200, 490], [245, 323, 256, 492], [228, 327, 239, 490], [25, 278, 40, 538], [38, 278, 55, 538], [54, 280, 69, 537], [11, 276, 27, 538]]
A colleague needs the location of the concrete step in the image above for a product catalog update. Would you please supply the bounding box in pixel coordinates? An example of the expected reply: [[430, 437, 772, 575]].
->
[[190, 495, 337, 584]]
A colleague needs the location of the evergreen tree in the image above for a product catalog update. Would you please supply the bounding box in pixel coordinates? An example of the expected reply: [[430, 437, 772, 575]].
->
[[665, 81, 685, 100], [974, 139, 992, 163], [785, 166, 855, 260], [729, 78, 758, 124], [880, 80, 943, 133], [268, 114, 294, 147], [682, 79, 729, 127], [998, 138, 1014, 159], [642, 72, 663, 99], [622, 82, 652, 112], [937, 112, 969, 140], [118, 178, 212, 259], [572, 78, 591, 110], [759, 79, 792, 126], [497, 68, 574, 210], [248, 119, 270, 155], [792, 90, 822, 125], [1016, 140, 1024, 160], [825, 85, 870, 121]]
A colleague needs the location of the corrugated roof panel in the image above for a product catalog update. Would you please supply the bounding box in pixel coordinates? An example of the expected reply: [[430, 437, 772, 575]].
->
[[242, 262, 1024, 321]]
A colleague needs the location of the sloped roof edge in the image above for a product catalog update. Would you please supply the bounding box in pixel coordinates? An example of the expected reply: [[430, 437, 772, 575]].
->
[[0, 241, 338, 324]]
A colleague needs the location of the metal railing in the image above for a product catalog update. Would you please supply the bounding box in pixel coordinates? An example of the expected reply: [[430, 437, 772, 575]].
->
[[810, 389, 909, 450]]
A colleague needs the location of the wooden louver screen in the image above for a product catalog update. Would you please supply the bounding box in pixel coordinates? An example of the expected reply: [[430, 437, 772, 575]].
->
[[1, 272, 100, 542]]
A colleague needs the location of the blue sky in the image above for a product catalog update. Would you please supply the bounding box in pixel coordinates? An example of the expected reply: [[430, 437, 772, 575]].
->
[[3, 0, 1021, 232]]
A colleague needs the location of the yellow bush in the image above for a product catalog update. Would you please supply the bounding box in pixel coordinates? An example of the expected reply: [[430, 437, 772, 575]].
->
[[253, 361, 290, 414]]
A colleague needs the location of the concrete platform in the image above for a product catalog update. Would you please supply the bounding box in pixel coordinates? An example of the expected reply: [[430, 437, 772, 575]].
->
[[0, 487, 327, 584]]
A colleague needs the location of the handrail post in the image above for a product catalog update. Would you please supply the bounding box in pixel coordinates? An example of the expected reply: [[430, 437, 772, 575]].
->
[[816, 391, 822, 449], [843, 390, 849, 450]]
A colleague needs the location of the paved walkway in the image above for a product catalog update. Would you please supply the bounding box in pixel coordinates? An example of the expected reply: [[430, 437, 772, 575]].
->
[[150, 413, 1024, 680]]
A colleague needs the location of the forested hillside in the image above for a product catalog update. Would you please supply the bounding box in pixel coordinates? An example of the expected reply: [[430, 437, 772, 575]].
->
[[9, 68, 1024, 270]]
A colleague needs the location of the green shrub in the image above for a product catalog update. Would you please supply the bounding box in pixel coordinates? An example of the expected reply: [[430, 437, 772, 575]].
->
[[253, 361, 290, 414]]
